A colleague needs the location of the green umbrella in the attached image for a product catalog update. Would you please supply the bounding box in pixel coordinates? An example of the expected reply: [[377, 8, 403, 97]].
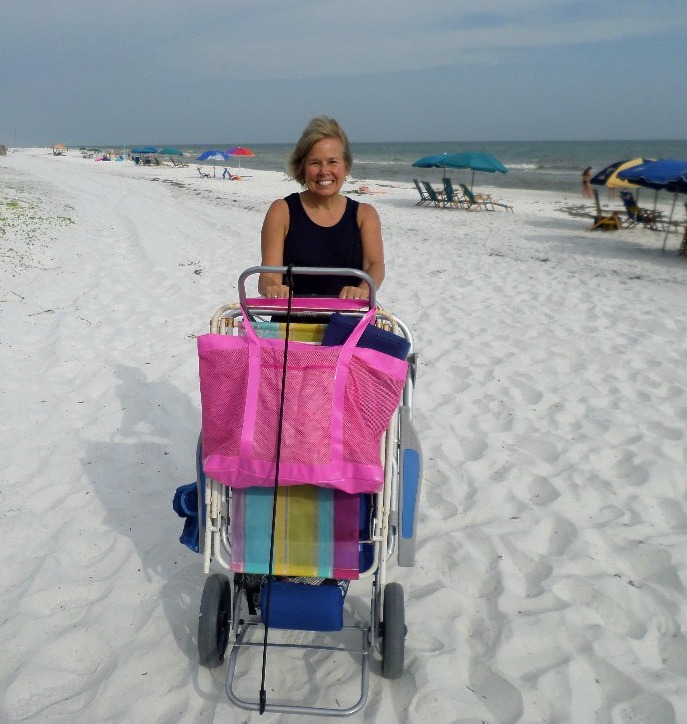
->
[[159, 147, 183, 156]]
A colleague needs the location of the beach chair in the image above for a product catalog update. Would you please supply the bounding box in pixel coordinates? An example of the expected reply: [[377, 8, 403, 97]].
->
[[493, 198, 514, 213], [421, 180, 446, 207], [620, 190, 665, 231], [441, 177, 468, 209], [197, 166, 210, 179], [679, 227, 687, 256], [412, 178, 431, 205], [589, 189, 622, 232], [459, 183, 514, 212], [186, 266, 422, 716], [458, 183, 494, 211], [679, 202, 687, 255]]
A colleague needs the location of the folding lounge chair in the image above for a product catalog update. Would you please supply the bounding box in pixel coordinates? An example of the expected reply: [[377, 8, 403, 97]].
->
[[192, 266, 423, 717], [459, 183, 514, 212], [412, 178, 431, 206], [421, 180, 446, 207], [679, 227, 687, 256], [620, 190, 665, 231], [441, 178, 468, 209], [197, 166, 210, 179], [589, 189, 621, 231], [458, 183, 494, 211], [492, 198, 514, 212]]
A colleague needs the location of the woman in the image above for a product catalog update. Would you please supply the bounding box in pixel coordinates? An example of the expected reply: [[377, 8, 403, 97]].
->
[[259, 116, 384, 300], [582, 167, 593, 199]]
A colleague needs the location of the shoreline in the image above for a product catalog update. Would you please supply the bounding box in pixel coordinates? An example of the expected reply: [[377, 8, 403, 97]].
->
[[11, 139, 687, 195], [5, 145, 685, 211], [4, 147, 685, 240]]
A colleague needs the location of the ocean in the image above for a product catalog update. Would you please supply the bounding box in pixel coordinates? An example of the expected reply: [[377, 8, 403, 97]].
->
[[141, 140, 687, 194]]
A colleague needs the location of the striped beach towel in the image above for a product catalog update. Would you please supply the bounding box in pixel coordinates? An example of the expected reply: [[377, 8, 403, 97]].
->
[[235, 320, 328, 343], [230, 485, 361, 580]]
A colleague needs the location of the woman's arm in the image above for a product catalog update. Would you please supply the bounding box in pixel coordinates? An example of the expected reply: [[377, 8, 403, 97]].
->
[[258, 199, 291, 297], [339, 202, 385, 299]]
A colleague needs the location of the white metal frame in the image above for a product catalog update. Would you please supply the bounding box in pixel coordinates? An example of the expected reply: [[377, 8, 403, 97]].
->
[[197, 266, 417, 716]]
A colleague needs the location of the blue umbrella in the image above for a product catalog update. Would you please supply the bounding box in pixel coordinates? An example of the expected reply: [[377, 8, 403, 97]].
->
[[412, 151, 508, 188], [196, 149, 230, 177], [131, 146, 158, 154], [618, 159, 687, 249], [411, 153, 452, 168], [617, 158, 687, 193], [441, 152, 508, 174]]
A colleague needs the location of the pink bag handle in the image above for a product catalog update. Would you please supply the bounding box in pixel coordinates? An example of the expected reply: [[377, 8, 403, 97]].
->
[[243, 297, 369, 312], [239, 307, 379, 463], [238, 265, 377, 310]]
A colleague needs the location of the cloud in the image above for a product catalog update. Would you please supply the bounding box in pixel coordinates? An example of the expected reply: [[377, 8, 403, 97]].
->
[[142, 1, 687, 82], [4, 0, 686, 86], [2, 0, 686, 143]]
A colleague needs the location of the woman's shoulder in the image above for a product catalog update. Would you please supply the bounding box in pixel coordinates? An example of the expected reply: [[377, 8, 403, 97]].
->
[[264, 197, 290, 225], [354, 199, 380, 222]]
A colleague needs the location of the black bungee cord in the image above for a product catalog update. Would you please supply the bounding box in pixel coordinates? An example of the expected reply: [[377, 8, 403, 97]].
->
[[259, 265, 294, 715]]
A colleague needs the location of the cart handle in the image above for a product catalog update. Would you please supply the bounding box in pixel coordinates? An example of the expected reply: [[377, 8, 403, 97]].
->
[[238, 266, 377, 310]]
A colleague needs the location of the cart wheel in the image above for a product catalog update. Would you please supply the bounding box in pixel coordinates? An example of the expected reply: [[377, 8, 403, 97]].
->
[[198, 573, 231, 668], [382, 582, 406, 679]]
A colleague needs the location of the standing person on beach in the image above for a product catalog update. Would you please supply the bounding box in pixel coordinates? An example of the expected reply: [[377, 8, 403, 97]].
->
[[259, 116, 384, 300], [582, 167, 593, 199]]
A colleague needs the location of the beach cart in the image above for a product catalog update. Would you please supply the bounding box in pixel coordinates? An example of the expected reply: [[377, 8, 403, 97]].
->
[[193, 266, 422, 716]]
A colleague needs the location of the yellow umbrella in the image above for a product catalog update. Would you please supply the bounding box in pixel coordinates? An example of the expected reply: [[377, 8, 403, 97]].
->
[[603, 158, 644, 188]]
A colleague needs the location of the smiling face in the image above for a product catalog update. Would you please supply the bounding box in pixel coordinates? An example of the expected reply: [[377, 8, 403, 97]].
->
[[303, 137, 349, 198]]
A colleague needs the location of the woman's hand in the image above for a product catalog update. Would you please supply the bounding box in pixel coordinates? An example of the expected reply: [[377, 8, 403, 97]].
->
[[339, 285, 369, 300], [262, 284, 291, 298]]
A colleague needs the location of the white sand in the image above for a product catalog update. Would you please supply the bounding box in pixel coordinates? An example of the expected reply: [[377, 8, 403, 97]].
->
[[2, 148, 687, 723]]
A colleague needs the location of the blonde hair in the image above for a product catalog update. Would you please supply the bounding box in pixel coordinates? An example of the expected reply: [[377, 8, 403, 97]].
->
[[288, 116, 352, 185]]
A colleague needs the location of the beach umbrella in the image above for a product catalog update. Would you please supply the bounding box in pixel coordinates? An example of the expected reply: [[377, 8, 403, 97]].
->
[[196, 149, 230, 177], [159, 146, 183, 156], [412, 151, 508, 188], [618, 158, 687, 249], [617, 158, 687, 193], [410, 154, 452, 184], [590, 158, 645, 189], [411, 153, 450, 168], [225, 146, 255, 169], [131, 146, 159, 154], [438, 152, 508, 189]]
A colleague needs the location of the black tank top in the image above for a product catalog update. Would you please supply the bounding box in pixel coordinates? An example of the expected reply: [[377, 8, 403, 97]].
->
[[283, 193, 363, 296]]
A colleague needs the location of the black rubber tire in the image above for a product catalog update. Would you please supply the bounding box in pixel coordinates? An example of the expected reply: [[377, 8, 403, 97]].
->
[[382, 582, 405, 679], [198, 573, 231, 668]]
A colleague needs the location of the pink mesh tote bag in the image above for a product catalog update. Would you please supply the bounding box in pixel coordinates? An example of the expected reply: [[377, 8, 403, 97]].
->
[[198, 307, 408, 494]]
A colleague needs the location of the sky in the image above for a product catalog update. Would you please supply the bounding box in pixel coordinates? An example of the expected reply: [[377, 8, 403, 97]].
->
[[2, 0, 687, 147]]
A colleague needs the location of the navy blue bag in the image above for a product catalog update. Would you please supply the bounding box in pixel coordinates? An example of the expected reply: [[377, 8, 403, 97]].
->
[[321, 313, 410, 360]]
